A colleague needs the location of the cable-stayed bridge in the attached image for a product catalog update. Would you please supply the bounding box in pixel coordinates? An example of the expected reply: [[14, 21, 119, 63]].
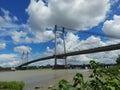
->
[[18, 43, 120, 67], [18, 25, 120, 68]]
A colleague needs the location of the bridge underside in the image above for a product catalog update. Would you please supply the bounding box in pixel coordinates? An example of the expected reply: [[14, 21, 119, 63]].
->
[[18, 43, 120, 68]]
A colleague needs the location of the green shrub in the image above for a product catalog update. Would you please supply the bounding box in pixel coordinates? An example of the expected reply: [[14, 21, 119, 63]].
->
[[0, 81, 24, 90], [52, 60, 120, 90]]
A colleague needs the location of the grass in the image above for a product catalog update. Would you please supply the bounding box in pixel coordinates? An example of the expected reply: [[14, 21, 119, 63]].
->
[[0, 81, 24, 90]]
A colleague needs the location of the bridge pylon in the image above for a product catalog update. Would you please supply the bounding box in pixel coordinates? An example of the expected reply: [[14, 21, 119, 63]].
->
[[21, 51, 29, 69], [54, 25, 68, 69]]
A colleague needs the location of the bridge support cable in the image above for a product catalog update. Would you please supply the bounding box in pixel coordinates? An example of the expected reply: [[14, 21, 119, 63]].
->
[[64, 27, 120, 39], [18, 43, 120, 67], [62, 27, 67, 67]]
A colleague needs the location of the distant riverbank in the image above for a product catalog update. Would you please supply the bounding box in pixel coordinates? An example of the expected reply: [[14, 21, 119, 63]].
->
[[0, 69, 91, 90]]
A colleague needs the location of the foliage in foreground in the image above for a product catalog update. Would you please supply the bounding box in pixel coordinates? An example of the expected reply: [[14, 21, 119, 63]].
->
[[52, 60, 120, 90], [0, 81, 24, 90], [116, 54, 120, 65]]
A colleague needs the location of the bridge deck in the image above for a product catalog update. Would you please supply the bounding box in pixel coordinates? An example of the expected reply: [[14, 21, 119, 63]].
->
[[18, 43, 120, 67]]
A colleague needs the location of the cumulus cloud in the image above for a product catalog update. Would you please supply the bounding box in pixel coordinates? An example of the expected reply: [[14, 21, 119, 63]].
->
[[0, 8, 20, 40], [0, 43, 6, 50], [0, 0, 112, 44], [11, 30, 32, 44], [17, 0, 110, 44], [14, 45, 32, 53], [27, 0, 110, 30], [0, 8, 34, 44], [0, 8, 54, 44], [0, 8, 19, 28], [0, 54, 20, 67], [11, 30, 54, 43], [1, 8, 12, 22], [103, 15, 120, 38], [32, 30, 54, 43]]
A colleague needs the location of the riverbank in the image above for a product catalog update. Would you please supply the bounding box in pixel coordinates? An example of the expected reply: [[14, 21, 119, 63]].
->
[[0, 69, 91, 90]]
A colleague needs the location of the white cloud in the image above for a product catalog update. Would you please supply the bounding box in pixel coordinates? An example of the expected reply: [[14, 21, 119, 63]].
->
[[11, 31, 32, 44], [13, 16, 18, 21], [1, 8, 12, 22], [0, 54, 16, 61], [11, 30, 54, 44], [32, 30, 54, 43], [18, 0, 110, 44], [11, 31, 27, 43], [0, 0, 112, 44], [14, 45, 32, 53], [0, 43, 6, 50], [0, 8, 18, 25], [0, 8, 35, 44], [27, 0, 110, 30], [0, 54, 20, 67], [103, 15, 120, 38], [0, 8, 20, 38]]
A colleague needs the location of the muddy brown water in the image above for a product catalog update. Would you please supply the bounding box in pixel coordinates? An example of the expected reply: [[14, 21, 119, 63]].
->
[[0, 69, 91, 90]]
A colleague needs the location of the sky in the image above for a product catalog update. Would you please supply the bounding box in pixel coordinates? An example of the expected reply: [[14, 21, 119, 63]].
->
[[0, 0, 120, 67]]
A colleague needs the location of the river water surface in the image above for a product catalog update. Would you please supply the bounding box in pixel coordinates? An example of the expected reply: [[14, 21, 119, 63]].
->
[[0, 69, 91, 90]]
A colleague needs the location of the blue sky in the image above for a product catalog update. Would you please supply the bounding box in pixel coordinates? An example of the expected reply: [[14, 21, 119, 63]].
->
[[0, 0, 120, 67], [0, 0, 29, 23]]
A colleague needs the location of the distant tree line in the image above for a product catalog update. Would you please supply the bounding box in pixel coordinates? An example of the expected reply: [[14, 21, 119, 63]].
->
[[0, 67, 11, 71]]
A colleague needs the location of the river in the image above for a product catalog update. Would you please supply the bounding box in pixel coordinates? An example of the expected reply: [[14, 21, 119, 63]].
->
[[0, 69, 91, 90]]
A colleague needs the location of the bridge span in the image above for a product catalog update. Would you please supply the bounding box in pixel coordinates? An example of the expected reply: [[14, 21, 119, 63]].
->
[[18, 43, 120, 67]]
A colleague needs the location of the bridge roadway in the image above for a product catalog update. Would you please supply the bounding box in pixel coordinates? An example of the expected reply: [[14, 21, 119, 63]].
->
[[18, 43, 120, 67]]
